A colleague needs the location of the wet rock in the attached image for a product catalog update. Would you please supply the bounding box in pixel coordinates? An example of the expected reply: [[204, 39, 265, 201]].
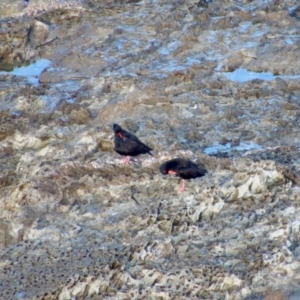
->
[[0, 18, 31, 70], [69, 108, 90, 124], [27, 19, 49, 48], [0, 219, 16, 250], [102, 81, 112, 93], [0, 170, 16, 187], [221, 51, 246, 72], [0, 124, 15, 141], [122, 119, 139, 133], [264, 291, 287, 300], [19, 206, 39, 227], [220, 275, 242, 291], [98, 139, 113, 152]]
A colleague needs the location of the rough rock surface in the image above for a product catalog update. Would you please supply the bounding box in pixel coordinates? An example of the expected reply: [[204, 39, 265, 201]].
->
[[0, 0, 300, 299]]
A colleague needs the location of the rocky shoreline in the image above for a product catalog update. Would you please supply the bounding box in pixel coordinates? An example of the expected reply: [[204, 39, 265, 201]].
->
[[1, 0, 300, 299]]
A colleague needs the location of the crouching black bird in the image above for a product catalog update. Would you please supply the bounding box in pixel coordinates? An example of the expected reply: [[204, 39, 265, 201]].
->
[[113, 123, 153, 163], [160, 158, 207, 192]]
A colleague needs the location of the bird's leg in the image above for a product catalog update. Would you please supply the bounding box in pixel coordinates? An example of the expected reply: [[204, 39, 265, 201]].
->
[[178, 179, 185, 193], [121, 156, 130, 164]]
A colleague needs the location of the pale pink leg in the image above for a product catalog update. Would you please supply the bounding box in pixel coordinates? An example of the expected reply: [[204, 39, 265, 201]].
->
[[178, 179, 185, 193], [121, 156, 130, 164]]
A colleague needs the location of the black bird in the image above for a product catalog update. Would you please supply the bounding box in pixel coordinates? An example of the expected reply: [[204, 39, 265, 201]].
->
[[113, 123, 153, 163], [160, 158, 207, 192]]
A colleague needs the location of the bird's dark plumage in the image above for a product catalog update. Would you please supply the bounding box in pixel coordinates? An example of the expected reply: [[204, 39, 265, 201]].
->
[[113, 123, 152, 160], [160, 158, 207, 192], [160, 158, 207, 179]]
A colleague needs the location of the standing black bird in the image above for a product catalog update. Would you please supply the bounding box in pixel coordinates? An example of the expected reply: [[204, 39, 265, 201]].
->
[[160, 158, 207, 192], [113, 123, 153, 163]]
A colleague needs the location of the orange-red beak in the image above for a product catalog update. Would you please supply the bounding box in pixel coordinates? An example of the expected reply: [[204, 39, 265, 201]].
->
[[168, 170, 177, 175]]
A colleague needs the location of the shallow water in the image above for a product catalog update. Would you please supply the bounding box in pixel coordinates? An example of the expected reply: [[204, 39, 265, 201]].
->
[[204, 141, 262, 155], [0, 59, 52, 85], [224, 68, 300, 82]]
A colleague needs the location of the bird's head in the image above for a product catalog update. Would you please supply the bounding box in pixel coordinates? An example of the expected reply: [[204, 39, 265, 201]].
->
[[113, 123, 122, 133], [160, 160, 178, 176], [159, 163, 168, 175]]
